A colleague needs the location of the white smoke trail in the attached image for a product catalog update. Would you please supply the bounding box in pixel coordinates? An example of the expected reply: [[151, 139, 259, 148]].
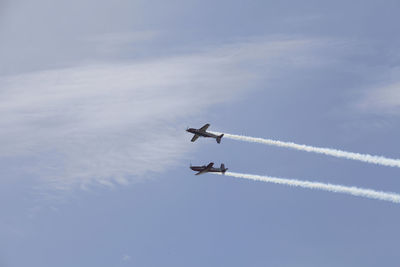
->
[[215, 172, 400, 204], [213, 132, 400, 168]]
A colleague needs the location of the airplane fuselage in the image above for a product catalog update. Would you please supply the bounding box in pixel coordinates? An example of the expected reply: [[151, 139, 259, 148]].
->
[[190, 166, 225, 173], [186, 128, 219, 139], [190, 162, 228, 175]]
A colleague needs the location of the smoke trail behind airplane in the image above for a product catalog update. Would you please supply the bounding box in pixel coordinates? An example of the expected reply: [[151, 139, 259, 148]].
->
[[214, 172, 400, 204], [212, 132, 400, 168]]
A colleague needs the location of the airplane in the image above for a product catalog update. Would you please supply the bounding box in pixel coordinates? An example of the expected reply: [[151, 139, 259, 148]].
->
[[186, 123, 224, 143], [190, 162, 228, 175]]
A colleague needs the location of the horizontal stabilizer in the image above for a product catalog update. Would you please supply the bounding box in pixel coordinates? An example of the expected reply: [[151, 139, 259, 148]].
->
[[216, 134, 224, 144]]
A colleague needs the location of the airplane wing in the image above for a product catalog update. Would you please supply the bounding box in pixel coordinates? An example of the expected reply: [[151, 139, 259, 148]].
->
[[199, 123, 210, 132], [191, 134, 200, 142], [195, 162, 214, 175]]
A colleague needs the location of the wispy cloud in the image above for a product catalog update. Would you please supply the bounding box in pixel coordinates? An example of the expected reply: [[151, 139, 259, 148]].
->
[[122, 254, 131, 262], [0, 38, 325, 190], [358, 75, 400, 115]]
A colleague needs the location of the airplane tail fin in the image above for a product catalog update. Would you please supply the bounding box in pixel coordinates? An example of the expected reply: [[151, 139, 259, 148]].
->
[[221, 164, 227, 174], [216, 134, 224, 144]]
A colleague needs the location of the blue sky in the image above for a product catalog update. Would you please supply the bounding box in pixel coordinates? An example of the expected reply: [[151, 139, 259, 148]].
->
[[1, 0, 400, 266]]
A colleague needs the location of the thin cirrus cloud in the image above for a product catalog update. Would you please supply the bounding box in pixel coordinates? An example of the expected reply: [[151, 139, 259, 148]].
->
[[358, 78, 400, 115], [0, 37, 325, 190]]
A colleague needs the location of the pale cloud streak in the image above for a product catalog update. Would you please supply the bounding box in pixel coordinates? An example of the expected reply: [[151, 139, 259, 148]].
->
[[0, 38, 325, 190], [122, 255, 131, 262], [358, 77, 400, 115]]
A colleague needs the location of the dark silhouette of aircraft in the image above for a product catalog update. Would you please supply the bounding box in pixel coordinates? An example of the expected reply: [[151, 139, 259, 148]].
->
[[186, 124, 224, 143], [190, 162, 228, 175]]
